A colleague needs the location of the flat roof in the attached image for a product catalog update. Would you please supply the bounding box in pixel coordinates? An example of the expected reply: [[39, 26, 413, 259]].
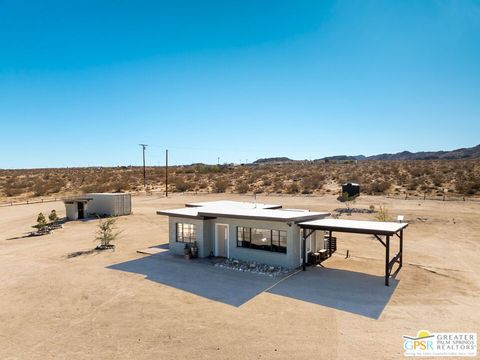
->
[[185, 200, 281, 210], [298, 218, 408, 235], [63, 197, 93, 203], [86, 192, 131, 196], [157, 201, 329, 222]]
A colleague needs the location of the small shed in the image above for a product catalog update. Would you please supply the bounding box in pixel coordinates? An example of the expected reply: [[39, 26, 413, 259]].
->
[[342, 182, 360, 198], [63, 193, 131, 220]]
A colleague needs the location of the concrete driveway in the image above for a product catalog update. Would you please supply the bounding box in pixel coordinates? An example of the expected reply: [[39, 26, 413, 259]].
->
[[109, 251, 398, 318], [108, 251, 283, 307]]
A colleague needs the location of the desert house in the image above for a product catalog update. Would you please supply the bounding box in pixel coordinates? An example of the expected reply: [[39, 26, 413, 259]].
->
[[157, 200, 408, 285], [157, 200, 330, 269], [63, 193, 131, 220]]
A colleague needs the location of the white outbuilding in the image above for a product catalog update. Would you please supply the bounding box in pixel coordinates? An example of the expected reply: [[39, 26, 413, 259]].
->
[[63, 193, 131, 220]]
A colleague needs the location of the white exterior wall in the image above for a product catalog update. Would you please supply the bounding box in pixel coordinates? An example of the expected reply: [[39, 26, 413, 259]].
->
[[168, 217, 206, 257], [166, 216, 311, 269], [65, 203, 78, 220], [86, 193, 131, 217]]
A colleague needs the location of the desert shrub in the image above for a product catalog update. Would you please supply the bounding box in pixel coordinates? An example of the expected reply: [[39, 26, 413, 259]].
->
[[81, 183, 111, 193], [365, 180, 391, 194], [301, 174, 324, 191], [286, 182, 300, 194], [456, 181, 480, 195], [173, 177, 192, 192], [374, 205, 392, 222], [195, 165, 222, 174], [235, 182, 249, 194], [3, 184, 23, 197], [48, 210, 59, 222], [36, 212, 47, 229], [197, 181, 208, 189], [406, 179, 419, 191], [33, 182, 49, 196], [213, 179, 229, 193]]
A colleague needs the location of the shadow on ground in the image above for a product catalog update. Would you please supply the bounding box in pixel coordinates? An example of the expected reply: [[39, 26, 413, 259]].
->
[[108, 252, 281, 307], [108, 252, 398, 318], [267, 266, 398, 319]]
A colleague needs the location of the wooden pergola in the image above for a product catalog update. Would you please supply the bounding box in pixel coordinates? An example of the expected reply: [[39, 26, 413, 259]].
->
[[298, 219, 408, 286]]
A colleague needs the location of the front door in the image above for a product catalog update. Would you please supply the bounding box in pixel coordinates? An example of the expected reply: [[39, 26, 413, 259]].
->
[[215, 224, 229, 258], [77, 202, 84, 219]]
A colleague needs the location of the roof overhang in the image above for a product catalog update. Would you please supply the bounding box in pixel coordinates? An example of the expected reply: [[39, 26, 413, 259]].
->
[[63, 197, 93, 204], [195, 210, 330, 223], [298, 218, 408, 236]]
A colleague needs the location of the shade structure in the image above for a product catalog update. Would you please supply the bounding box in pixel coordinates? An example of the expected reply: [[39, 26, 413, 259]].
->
[[298, 219, 408, 286]]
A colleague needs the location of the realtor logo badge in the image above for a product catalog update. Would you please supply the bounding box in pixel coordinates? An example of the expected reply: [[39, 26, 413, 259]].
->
[[403, 330, 477, 357]]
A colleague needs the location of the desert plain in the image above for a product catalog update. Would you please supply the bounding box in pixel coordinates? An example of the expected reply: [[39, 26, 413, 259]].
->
[[0, 193, 479, 359]]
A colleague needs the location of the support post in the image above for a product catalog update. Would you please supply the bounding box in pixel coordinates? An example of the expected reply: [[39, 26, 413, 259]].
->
[[328, 230, 332, 257], [385, 235, 390, 286], [399, 229, 403, 269], [302, 229, 306, 271]]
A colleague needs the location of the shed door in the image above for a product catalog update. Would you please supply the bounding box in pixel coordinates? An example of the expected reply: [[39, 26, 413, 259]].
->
[[78, 202, 84, 219]]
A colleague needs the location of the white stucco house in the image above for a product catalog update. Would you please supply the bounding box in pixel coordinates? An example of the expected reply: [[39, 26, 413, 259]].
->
[[157, 200, 330, 269]]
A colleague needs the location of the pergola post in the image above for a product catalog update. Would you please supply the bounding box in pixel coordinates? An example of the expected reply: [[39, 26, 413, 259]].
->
[[328, 230, 332, 257], [399, 229, 403, 269], [385, 235, 390, 286], [302, 229, 306, 271]]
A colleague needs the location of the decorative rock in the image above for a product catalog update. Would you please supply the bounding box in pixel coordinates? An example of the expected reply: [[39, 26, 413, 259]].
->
[[214, 258, 290, 277]]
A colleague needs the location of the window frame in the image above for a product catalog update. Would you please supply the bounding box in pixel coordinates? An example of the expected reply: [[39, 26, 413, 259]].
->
[[176, 223, 197, 243], [236, 226, 287, 254]]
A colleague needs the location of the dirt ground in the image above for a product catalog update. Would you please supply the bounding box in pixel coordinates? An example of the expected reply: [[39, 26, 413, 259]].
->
[[0, 194, 479, 360]]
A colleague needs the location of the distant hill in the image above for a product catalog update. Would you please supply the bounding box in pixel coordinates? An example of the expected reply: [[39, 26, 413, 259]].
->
[[314, 144, 480, 162], [316, 155, 365, 162], [364, 144, 480, 160], [252, 157, 293, 164], [246, 145, 480, 165]]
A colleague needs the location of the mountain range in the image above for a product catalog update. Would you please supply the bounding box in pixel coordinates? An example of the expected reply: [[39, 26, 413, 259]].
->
[[252, 144, 480, 164]]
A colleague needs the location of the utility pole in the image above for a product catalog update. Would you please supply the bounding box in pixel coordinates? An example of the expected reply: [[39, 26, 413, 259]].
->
[[165, 149, 168, 197], [217, 157, 220, 165], [139, 144, 148, 189]]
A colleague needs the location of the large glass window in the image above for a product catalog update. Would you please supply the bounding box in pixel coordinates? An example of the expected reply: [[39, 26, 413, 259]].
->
[[272, 230, 288, 253], [237, 226, 251, 248], [176, 223, 196, 243], [236, 227, 287, 253]]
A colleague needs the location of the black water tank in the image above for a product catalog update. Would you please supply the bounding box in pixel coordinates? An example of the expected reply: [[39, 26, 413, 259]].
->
[[342, 182, 360, 198]]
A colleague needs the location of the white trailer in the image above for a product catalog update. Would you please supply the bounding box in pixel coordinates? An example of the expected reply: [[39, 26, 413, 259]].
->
[[63, 193, 131, 220], [86, 193, 132, 217]]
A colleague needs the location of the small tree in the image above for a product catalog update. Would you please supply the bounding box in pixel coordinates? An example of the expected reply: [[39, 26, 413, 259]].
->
[[95, 218, 120, 249], [338, 192, 356, 212], [36, 212, 47, 229], [48, 209, 59, 223], [375, 205, 392, 222]]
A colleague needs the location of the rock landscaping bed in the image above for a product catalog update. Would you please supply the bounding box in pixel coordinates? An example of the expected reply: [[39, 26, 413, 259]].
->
[[334, 207, 375, 214], [214, 258, 291, 277]]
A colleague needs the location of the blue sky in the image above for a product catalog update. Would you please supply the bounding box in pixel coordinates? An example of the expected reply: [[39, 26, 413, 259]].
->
[[1, 0, 479, 168]]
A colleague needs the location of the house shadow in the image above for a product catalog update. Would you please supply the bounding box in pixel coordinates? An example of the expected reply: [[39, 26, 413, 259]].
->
[[267, 266, 398, 319], [107, 252, 281, 307]]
